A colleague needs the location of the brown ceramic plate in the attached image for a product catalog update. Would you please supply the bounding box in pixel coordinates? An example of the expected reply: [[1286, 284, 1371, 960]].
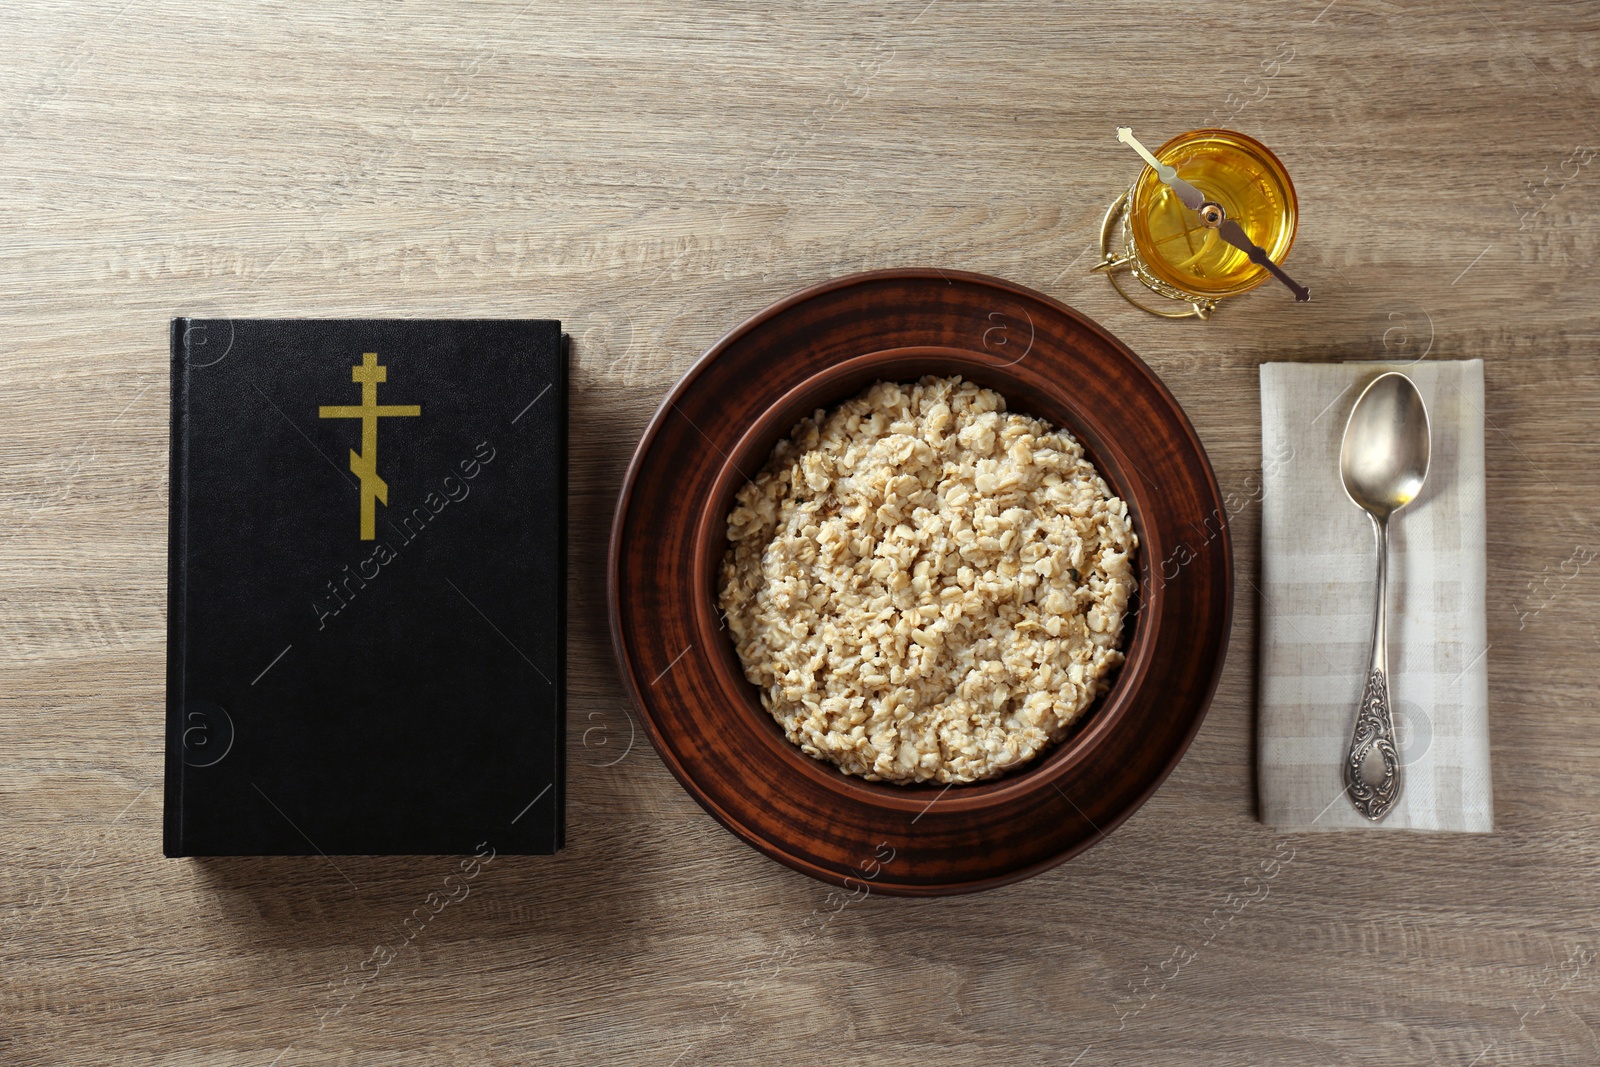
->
[[608, 269, 1231, 895]]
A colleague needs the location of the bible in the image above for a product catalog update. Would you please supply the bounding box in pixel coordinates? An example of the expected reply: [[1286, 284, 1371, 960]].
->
[[165, 318, 566, 855]]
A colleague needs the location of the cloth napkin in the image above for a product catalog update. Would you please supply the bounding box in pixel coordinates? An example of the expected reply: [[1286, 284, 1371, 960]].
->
[[1257, 360, 1492, 831]]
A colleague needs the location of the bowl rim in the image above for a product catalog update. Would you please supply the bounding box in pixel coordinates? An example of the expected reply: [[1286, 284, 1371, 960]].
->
[[687, 344, 1160, 813], [606, 268, 1234, 894]]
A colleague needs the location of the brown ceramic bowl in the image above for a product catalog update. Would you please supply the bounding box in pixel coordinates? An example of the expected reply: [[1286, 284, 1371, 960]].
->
[[609, 270, 1232, 895]]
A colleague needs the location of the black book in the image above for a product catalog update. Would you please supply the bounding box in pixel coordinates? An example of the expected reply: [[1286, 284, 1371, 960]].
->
[[165, 319, 565, 856]]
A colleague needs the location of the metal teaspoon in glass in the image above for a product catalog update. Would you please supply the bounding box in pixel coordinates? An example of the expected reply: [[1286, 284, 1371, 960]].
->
[[1116, 126, 1310, 302], [1338, 372, 1431, 820]]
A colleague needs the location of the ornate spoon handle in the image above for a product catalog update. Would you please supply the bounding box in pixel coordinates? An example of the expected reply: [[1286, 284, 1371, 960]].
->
[[1347, 517, 1401, 819]]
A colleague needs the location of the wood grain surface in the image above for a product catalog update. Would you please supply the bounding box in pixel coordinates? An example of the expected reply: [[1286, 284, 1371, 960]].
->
[[2, 2, 1598, 1064]]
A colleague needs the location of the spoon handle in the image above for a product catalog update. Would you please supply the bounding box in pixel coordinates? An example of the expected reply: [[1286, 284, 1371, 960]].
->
[[1346, 516, 1402, 820]]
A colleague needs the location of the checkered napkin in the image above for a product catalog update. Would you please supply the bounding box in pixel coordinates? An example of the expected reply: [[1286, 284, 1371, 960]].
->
[[1257, 360, 1492, 831]]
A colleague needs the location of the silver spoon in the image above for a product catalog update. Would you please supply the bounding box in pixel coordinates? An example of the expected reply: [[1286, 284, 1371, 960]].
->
[[1339, 371, 1431, 821]]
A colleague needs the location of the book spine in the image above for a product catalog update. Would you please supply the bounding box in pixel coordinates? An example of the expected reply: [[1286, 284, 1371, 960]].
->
[[162, 319, 189, 856], [554, 332, 569, 852]]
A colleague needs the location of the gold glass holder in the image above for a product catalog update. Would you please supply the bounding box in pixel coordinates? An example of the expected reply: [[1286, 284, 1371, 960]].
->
[[1092, 187, 1219, 321]]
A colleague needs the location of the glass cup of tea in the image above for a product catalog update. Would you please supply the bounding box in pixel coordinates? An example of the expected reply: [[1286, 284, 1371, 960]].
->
[[1095, 128, 1299, 320]]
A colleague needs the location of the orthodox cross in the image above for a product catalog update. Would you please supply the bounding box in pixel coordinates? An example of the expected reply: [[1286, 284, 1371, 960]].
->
[[318, 352, 421, 540]]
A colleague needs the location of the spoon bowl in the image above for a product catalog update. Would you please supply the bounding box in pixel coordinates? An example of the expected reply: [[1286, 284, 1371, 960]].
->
[[1340, 373, 1431, 519]]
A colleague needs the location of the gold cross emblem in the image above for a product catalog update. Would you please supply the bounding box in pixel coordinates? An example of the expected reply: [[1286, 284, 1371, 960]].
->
[[318, 352, 421, 539]]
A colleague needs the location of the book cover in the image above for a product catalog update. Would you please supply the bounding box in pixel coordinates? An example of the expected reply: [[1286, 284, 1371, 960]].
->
[[165, 319, 565, 856]]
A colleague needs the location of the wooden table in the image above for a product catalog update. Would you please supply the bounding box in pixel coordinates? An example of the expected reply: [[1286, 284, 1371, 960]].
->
[[4, 2, 1598, 1063]]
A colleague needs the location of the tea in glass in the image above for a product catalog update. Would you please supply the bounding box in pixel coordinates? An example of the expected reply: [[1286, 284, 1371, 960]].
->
[[1096, 128, 1300, 319]]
